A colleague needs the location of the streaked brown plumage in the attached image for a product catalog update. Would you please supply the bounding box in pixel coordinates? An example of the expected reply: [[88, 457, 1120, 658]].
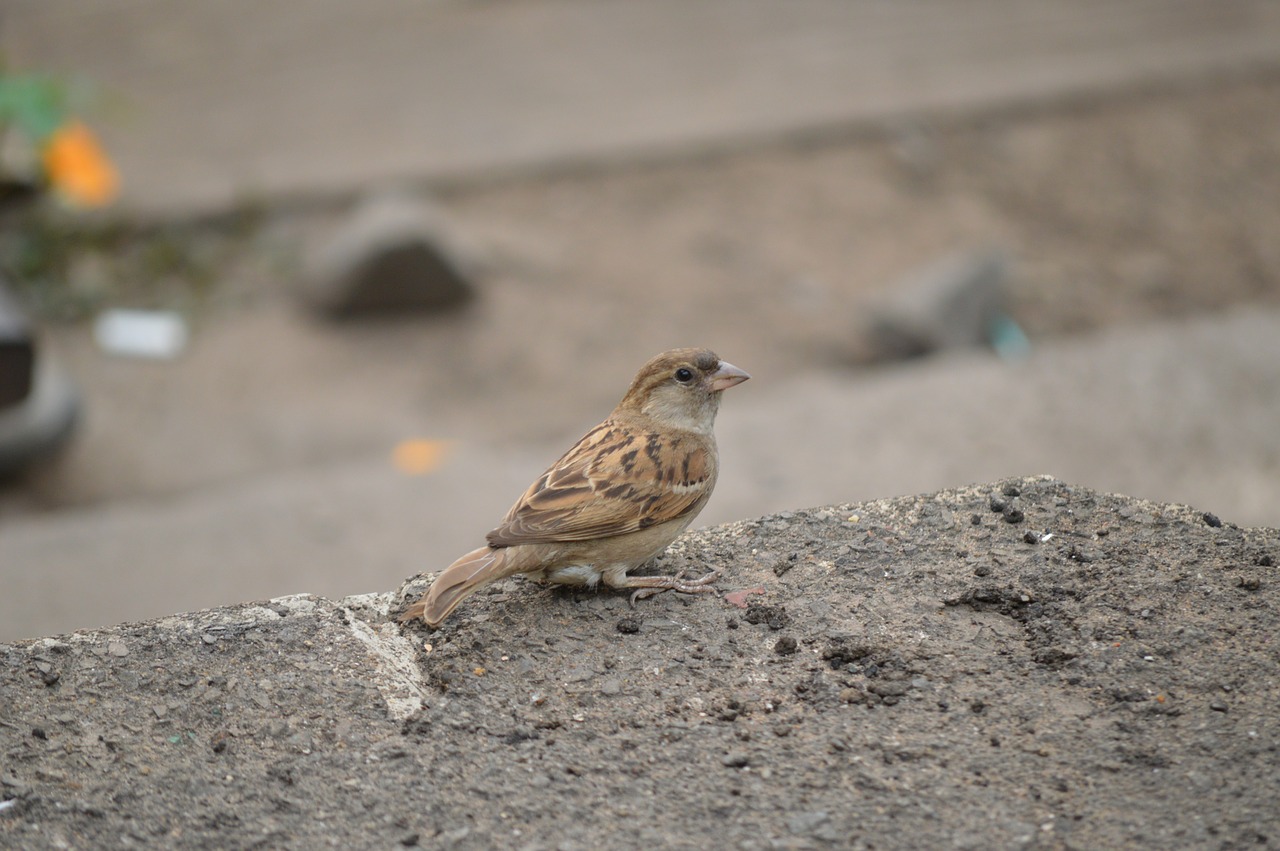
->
[[399, 348, 749, 628]]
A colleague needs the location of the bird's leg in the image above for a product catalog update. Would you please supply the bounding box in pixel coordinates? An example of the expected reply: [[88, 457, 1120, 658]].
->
[[615, 568, 722, 606]]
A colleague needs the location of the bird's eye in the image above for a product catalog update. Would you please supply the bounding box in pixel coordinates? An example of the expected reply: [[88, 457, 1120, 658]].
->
[[674, 367, 694, 384]]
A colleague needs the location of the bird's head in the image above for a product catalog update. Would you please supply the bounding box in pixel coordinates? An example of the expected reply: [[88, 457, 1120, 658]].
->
[[617, 348, 750, 434]]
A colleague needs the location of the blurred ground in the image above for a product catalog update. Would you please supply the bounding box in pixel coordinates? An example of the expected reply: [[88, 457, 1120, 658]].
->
[[2, 1, 1280, 640], [9, 0, 1280, 214]]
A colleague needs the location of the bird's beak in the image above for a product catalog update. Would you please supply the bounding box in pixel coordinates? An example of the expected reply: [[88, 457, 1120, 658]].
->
[[708, 361, 750, 392]]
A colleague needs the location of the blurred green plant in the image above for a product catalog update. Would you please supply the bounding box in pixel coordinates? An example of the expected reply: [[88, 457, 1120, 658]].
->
[[0, 192, 277, 320], [0, 62, 273, 320]]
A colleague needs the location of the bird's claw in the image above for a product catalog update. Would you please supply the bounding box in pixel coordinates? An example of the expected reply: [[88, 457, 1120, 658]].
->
[[627, 568, 722, 607], [629, 587, 665, 606]]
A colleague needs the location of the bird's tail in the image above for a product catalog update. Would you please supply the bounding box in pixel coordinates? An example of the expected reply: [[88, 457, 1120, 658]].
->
[[399, 546, 509, 628]]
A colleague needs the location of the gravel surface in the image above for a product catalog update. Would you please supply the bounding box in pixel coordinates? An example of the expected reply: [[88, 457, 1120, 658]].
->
[[3, 477, 1277, 849]]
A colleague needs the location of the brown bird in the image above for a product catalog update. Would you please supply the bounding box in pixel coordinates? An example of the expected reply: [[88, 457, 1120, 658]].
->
[[399, 348, 749, 628]]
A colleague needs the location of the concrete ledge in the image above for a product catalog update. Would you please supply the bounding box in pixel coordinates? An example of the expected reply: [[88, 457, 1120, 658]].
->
[[2, 477, 1277, 848]]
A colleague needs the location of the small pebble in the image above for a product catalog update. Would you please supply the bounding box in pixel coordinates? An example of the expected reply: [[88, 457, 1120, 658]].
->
[[1202, 512, 1222, 528], [788, 811, 831, 836], [721, 751, 751, 768], [876, 672, 913, 693], [1069, 546, 1096, 563], [774, 636, 799, 656], [616, 616, 642, 635], [744, 605, 791, 630]]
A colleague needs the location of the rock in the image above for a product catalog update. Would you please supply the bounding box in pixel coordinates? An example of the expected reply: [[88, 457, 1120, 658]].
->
[[302, 190, 476, 317], [788, 810, 832, 836], [743, 605, 791, 630], [92, 309, 189, 360], [616, 615, 642, 634], [1, 478, 1277, 849], [860, 247, 1013, 361]]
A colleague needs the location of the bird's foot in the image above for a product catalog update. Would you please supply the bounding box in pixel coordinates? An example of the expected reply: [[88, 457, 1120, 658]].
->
[[626, 568, 722, 606]]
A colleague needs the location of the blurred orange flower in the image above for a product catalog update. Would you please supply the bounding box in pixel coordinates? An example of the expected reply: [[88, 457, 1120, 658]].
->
[[41, 120, 119, 207]]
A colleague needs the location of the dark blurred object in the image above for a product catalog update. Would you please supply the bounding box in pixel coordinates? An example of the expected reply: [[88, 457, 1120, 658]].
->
[[0, 179, 42, 213], [862, 247, 1019, 362], [0, 179, 42, 407], [0, 276, 80, 475], [302, 190, 476, 318], [0, 284, 35, 407]]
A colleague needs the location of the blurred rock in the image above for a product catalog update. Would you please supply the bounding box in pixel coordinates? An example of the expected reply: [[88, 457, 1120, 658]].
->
[[862, 247, 1010, 361], [93, 309, 189, 360], [302, 191, 476, 318]]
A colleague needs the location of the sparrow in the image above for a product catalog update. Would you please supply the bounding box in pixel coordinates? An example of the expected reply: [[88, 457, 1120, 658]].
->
[[399, 347, 750, 628]]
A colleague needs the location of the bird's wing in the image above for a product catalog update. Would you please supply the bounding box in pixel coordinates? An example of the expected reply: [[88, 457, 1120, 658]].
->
[[486, 420, 715, 547]]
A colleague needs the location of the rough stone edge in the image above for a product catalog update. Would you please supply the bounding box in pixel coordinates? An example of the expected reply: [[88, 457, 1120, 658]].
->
[[339, 593, 429, 720], [9, 474, 1267, 723]]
